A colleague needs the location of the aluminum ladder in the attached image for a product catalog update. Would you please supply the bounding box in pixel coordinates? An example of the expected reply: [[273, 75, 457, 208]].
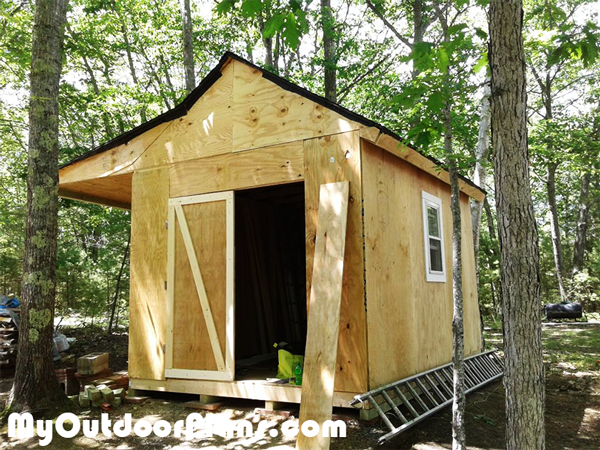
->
[[350, 350, 504, 445]]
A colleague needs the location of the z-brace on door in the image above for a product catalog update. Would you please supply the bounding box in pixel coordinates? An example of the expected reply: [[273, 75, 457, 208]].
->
[[165, 192, 235, 381]]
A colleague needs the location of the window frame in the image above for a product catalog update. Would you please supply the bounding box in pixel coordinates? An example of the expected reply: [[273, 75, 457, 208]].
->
[[421, 191, 446, 283]]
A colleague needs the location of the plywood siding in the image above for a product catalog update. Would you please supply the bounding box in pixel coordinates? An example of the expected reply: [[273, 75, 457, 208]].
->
[[59, 173, 133, 209], [304, 131, 368, 393], [129, 168, 169, 380], [134, 63, 234, 170], [169, 142, 304, 198], [59, 62, 234, 188], [59, 122, 172, 184], [172, 201, 228, 371], [362, 139, 481, 389], [232, 60, 361, 152]]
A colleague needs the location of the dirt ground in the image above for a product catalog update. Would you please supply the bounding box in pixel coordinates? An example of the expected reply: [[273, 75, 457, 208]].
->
[[1, 322, 599, 449]]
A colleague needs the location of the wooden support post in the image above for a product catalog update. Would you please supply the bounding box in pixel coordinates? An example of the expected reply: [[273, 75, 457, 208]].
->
[[265, 400, 286, 411], [359, 408, 380, 422], [297, 181, 349, 450], [199, 394, 222, 404]]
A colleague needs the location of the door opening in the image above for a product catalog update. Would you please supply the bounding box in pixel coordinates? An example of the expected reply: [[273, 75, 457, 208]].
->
[[234, 182, 307, 382]]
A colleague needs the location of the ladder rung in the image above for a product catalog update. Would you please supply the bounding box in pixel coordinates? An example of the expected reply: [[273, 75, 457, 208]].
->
[[451, 366, 473, 388], [469, 360, 487, 382], [466, 363, 485, 384], [393, 386, 420, 419], [482, 355, 501, 374], [475, 357, 495, 378], [381, 390, 408, 424], [463, 365, 481, 386], [416, 378, 439, 406], [433, 371, 453, 397], [439, 367, 455, 388], [425, 374, 447, 402], [368, 395, 395, 431], [405, 382, 429, 412], [471, 357, 490, 376]]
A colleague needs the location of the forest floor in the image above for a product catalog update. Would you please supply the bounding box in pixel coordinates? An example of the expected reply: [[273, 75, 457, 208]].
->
[[0, 320, 599, 449]]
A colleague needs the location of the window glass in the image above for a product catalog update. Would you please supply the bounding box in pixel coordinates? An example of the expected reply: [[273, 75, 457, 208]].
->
[[429, 238, 443, 272], [427, 206, 440, 238]]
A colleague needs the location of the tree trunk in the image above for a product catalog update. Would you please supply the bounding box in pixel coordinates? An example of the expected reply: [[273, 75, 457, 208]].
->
[[108, 237, 130, 335], [412, 0, 427, 78], [445, 104, 466, 450], [471, 79, 491, 281], [118, 14, 147, 123], [547, 162, 567, 300], [10, 0, 70, 413], [471, 80, 491, 351], [572, 171, 591, 274], [180, 0, 195, 93], [489, 0, 545, 448], [321, 0, 337, 101], [484, 198, 502, 315]]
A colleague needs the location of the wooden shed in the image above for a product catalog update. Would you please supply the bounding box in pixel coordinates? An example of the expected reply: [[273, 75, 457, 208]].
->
[[58, 52, 485, 410]]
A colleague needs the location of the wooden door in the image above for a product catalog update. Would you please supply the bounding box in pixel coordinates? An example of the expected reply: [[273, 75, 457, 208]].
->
[[165, 192, 234, 381]]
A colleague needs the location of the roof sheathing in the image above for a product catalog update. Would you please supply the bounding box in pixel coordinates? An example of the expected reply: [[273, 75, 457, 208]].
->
[[60, 52, 485, 197]]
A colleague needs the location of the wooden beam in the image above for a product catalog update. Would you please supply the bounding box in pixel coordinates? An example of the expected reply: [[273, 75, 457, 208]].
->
[[359, 127, 486, 202], [59, 188, 131, 210], [297, 181, 349, 450], [129, 377, 357, 408], [169, 141, 304, 198]]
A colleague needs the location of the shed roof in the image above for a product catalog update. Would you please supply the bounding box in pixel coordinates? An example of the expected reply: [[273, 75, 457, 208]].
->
[[59, 52, 485, 202]]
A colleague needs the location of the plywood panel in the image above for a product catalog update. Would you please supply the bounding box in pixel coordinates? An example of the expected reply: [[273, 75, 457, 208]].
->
[[59, 172, 132, 209], [297, 181, 349, 450], [232, 60, 360, 152], [172, 201, 228, 371], [362, 139, 481, 389], [129, 167, 169, 380], [59, 121, 172, 184], [134, 64, 234, 170], [170, 142, 304, 198], [304, 131, 368, 394], [360, 127, 485, 202]]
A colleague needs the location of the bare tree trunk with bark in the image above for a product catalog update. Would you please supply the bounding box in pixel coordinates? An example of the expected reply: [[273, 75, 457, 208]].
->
[[321, 0, 336, 101], [107, 237, 130, 335], [547, 161, 567, 300], [445, 104, 466, 450], [471, 79, 491, 279], [572, 172, 591, 274], [489, 0, 545, 448], [10, 0, 70, 413], [180, 0, 195, 93], [471, 80, 491, 351]]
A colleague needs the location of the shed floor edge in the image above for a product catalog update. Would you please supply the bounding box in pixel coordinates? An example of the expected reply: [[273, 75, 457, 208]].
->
[[129, 378, 358, 409]]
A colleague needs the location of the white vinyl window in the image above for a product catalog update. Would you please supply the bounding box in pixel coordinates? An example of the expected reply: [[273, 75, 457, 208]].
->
[[422, 191, 446, 282]]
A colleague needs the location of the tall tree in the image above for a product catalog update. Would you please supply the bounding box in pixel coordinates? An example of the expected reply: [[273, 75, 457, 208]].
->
[[471, 79, 491, 280], [321, 0, 336, 101], [9, 0, 70, 412], [572, 171, 592, 273], [489, 0, 545, 448], [180, 0, 195, 93], [434, 3, 466, 445]]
